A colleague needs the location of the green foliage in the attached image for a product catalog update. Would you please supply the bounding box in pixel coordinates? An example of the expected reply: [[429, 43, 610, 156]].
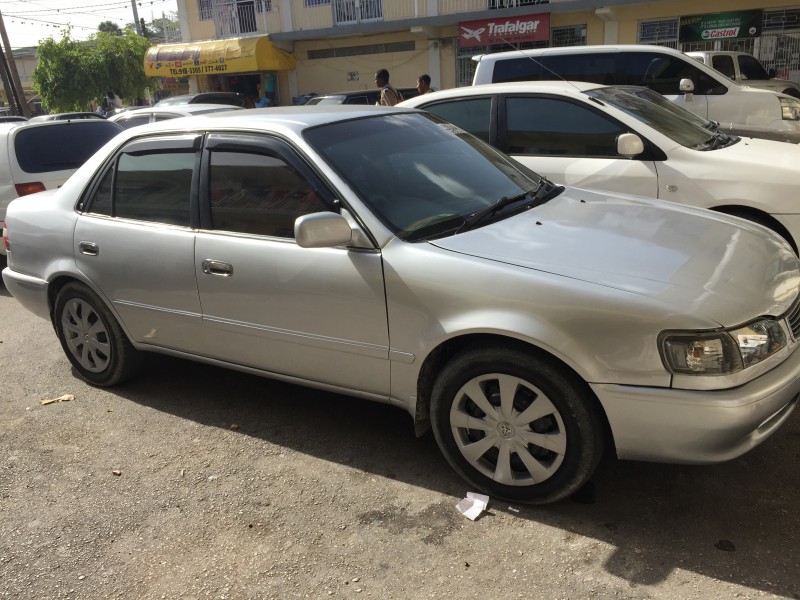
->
[[32, 29, 158, 113], [98, 21, 123, 35]]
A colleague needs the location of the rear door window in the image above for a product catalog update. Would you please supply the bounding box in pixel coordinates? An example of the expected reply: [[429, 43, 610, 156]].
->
[[83, 134, 199, 227], [13, 121, 121, 173], [711, 55, 736, 79]]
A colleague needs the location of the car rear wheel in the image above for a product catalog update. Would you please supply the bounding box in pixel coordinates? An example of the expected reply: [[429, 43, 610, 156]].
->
[[431, 345, 605, 504], [54, 282, 141, 386]]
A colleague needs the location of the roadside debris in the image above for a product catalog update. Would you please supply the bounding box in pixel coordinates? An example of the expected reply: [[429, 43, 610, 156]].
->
[[39, 394, 75, 406], [456, 492, 490, 521], [111, 470, 122, 476]]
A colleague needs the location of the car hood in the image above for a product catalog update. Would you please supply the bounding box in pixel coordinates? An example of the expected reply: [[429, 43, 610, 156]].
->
[[429, 188, 800, 326]]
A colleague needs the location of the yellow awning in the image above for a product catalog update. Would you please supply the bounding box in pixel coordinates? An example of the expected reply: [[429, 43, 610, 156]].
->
[[144, 37, 295, 78]]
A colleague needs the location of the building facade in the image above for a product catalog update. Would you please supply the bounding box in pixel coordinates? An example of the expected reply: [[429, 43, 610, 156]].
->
[[146, 0, 800, 106]]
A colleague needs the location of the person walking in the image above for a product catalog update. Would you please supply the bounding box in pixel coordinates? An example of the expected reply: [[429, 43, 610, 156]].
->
[[375, 69, 403, 106], [416, 74, 433, 95]]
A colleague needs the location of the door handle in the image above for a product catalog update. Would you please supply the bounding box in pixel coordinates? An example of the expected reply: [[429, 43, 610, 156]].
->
[[78, 241, 99, 256], [201, 259, 234, 277]]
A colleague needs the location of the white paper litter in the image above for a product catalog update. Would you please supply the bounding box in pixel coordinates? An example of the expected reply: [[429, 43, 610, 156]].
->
[[456, 492, 490, 520]]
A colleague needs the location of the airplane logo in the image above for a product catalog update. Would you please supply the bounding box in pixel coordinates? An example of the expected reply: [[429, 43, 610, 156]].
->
[[461, 26, 486, 41]]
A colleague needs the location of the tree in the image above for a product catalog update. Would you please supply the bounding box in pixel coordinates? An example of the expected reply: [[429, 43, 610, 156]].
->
[[32, 29, 157, 113], [98, 21, 123, 35], [32, 33, 96, 112]]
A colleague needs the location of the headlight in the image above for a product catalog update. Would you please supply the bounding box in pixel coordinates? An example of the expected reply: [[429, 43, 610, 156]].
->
[[780, 96, 800, 120], [661, 318, 786, 375]]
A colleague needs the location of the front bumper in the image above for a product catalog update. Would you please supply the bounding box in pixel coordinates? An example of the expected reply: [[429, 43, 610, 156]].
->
[[592, 345, 800, 464]]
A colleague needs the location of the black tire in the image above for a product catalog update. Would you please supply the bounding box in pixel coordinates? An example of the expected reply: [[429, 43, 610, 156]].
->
[[54, 282, 142, 386], [431, 345, 605, 505]]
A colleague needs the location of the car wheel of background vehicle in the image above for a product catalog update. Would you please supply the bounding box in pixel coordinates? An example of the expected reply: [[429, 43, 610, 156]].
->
[[54, 282, 142, 386], [431, 344, 605, 504]]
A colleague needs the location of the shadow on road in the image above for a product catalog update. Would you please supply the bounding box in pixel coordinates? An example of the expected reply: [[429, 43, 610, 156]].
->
[[114, 353, 799, 597]]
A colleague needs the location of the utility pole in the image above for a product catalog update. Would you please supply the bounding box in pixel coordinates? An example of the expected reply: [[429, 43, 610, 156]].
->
[[0, 7, 31, 117], [131, 0, 142, 35]]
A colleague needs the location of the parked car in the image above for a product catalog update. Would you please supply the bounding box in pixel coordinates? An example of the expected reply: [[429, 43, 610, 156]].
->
[[687, 50, 800, 98], [310, 88, 419, 105], [109, 104, 245, 129], [28, 112, 107, 121], [471, 44, 800, 134], [616, 84, 800, 144], [155, 92, 247, 107], [400, 81, 800, 251], [0, 116, 27, 123], [0, 118, 123, 263], [4, 107, 800, 505]]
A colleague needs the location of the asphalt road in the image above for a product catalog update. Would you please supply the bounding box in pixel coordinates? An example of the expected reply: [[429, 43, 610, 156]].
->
[[1, 278, 798, 600]]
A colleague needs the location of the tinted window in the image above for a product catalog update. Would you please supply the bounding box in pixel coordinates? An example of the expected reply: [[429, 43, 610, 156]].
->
[[88, 167, 113, 216], [492, 57, 543, 82], [14, 122, 121, 173], [209, 151, 328, 238], [539, 53, 617, 85], [115, 151, 193, 226], [305, 113, 543, 241], [506, 97, 624, 157], [712, 55, 736, 79], [422, 98, 492, 144], [618, 53, 726, 95], [738, 55, 769, 80]]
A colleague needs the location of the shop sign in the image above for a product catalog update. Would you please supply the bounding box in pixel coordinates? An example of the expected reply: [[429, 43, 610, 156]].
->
[[459, 13, 550, 48], [679, 10, 763, 43]]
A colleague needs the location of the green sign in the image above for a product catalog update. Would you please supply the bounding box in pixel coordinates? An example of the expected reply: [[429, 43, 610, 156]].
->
[[679, 10, 763, 43]]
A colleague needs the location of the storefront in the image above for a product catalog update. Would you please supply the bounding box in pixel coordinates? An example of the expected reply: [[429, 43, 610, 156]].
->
[[454, 12, 588, 86], [144, 36, 295, 105]]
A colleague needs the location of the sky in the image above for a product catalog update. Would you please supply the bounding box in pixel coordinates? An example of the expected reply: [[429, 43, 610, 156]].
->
[[2, 0, 179, 49]]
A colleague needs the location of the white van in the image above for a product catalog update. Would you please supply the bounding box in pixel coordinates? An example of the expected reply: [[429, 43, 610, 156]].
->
[[472, 44, 800, 133]]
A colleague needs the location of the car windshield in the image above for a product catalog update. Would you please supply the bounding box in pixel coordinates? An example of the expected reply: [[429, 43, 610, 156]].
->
[[304, 112, 546, 241], [587, 87, 724, 150], [608, 85, 717, 130]]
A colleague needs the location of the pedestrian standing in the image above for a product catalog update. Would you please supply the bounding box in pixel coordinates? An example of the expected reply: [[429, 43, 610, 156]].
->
[[375, 69, 403, 106], [416, 74, 433, 95]]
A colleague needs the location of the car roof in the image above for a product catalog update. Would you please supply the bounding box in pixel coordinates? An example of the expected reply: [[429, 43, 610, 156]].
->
[[28, 112, 105, 121], [398, 81, 602, 105], [110, 104, 245, 118], [472, 43, 685, 62], [108, 105, 409, 140]]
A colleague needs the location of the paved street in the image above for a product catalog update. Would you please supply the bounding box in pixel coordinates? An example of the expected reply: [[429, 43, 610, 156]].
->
[[1, 279, 798, 599]]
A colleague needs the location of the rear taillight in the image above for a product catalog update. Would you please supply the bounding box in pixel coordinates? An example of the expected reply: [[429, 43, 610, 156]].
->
[[15, 182, 46, 196]]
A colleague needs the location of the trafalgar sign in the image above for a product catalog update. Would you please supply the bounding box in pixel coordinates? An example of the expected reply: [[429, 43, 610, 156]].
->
[[459, 13, 550, 48], [679, 10, 763, 43]]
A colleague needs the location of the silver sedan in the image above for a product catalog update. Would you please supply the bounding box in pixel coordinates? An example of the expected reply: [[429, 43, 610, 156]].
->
[[3, 106, 799, 504]]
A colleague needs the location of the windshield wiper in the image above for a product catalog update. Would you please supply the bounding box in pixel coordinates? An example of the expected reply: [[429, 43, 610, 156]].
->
[[456, 178, 563, 234]]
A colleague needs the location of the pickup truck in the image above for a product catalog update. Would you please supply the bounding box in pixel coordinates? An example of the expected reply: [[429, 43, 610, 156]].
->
[[687, 50, 800, 98]]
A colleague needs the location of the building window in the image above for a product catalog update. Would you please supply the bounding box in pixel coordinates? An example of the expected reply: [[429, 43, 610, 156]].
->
[[638, 18, 679, 48], [305, 0, 331, 5], [256, 0, 272, 12], [199, 0, 213, 20], [552, 25, 586, 47]]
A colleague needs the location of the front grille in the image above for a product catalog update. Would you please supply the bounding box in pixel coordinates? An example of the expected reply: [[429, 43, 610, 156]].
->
[[785, 295, 800, 339]]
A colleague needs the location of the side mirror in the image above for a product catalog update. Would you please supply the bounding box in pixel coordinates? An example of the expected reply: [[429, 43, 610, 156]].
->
[[295, 212, 352, 248], [679, 78, 695, 94], [617, 132, 644, 157]]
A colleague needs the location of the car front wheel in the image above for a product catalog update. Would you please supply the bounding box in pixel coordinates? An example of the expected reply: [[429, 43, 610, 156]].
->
[[431, 345, 605, 505], [54, 282, 141, 386]]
